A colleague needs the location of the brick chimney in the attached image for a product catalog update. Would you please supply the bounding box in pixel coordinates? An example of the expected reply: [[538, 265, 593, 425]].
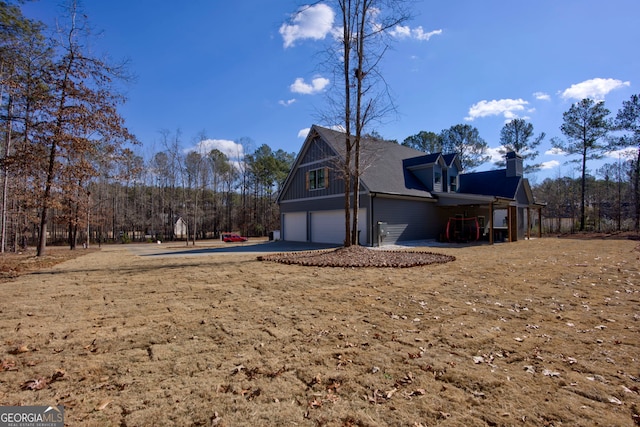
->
[[506, 151, 523, 177]]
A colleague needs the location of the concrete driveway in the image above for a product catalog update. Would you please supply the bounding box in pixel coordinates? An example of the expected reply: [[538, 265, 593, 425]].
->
[[123, 240, 341, 258]]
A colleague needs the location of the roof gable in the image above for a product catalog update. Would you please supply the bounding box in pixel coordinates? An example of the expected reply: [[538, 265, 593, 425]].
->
[[305, 125, 435, 198]]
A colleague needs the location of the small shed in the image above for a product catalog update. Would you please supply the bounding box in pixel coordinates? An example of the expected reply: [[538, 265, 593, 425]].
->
[[174, 217, 187, 239]]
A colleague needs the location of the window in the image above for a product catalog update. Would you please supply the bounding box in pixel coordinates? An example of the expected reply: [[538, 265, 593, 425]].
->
[[449, 175, 457, 192], [434, 171, 442, 184], [307, 167, 327, 190]]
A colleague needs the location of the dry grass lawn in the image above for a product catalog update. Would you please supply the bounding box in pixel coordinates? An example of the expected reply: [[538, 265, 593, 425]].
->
[[0, 237, 639, 426]]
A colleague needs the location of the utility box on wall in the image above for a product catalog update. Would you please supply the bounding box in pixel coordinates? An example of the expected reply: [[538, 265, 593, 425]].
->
[[377, 221, 388, 246]]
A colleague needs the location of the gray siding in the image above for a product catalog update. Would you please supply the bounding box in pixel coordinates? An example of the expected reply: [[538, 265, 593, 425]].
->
[[280, 136, 348, 202], [280, 195, 345, 213], [372, 197, 439, 245], [280, 163, 346, 202], [303, 136, 335, 163]]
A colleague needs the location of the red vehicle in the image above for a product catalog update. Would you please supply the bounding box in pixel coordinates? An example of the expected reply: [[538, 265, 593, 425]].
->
[[222, 234, 248, 242]]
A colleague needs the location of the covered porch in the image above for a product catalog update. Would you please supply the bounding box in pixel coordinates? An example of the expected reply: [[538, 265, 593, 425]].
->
[[436, 193, 544, 244]]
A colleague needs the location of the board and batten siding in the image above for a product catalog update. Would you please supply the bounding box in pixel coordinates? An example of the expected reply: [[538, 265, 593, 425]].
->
[[280, 136, 345, 202], [372, 196, 439, 245]]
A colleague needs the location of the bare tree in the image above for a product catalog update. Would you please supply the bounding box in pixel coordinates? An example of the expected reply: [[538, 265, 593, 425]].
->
[[320, 0, 410, 246], [32, 1, 135, 255]]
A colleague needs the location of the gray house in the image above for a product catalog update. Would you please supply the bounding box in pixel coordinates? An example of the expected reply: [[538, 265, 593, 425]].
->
[[277, 125, 543, 246]]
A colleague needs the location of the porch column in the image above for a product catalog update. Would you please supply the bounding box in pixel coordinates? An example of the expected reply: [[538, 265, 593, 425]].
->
[[538, 206, 543, 238], [489, 201, 494, 245]]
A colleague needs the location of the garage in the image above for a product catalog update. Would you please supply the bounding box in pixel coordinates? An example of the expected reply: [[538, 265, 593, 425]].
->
[[310, 209, 366, 245], [282, 212, 307, 242]]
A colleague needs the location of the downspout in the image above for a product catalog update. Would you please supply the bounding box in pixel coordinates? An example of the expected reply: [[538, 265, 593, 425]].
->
[[370, 193, 376, 246]]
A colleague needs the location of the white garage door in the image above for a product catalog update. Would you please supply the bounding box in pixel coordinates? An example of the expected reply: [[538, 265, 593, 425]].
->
[[310, 209, 366, 245], [283, 212, 307, 242]]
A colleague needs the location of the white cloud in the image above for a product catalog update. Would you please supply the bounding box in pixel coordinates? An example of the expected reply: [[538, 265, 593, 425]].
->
[[298, 128, 311, 138], [533, 92, 551, 101], [465, 98, 529, 121], [540, 160, 560, 170], [486, 147, 504, 164], [605, 147, 637, 160], [280, 4, 335, 48], [279, 99, 297, 106], [545, 147, 566, 156], [561, 78, 631, 101], [187, 139, 244, 160], [389, 25, 442, 41], [290, 76, 330, 95], [413, 27, 443, 41]]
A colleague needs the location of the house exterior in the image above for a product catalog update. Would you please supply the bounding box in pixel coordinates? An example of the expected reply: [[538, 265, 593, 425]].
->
[[174, 217, 188, 239], [277, 125, 543, 246]]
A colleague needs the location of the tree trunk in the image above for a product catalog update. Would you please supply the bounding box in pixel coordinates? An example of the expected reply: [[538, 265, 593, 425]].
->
[[635, 149, 640, 231], [580, 148, 587, 231]]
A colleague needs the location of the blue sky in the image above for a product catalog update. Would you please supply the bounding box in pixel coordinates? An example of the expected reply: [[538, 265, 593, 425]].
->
[[22, 0, 640, 183]]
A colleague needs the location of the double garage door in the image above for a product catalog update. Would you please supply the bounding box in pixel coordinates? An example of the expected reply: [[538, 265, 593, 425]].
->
[[283, 209, 366, 245]]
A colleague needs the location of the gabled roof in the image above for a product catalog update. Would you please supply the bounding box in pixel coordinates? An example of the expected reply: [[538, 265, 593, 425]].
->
[[442, 153, 463, 171], [313, 125, 435, 198], [279, 125, 536, 206], [403, 153, 443, 169]]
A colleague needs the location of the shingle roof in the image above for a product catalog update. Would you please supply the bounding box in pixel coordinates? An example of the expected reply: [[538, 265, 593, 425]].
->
[[313, 125, 434, 198], [458, 169, 521, 199], [312, 125, 527, 202]]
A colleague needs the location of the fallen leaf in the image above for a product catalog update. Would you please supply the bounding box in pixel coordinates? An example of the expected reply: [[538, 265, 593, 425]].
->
[[1, 359, 17, 371], [51, 369, 65, 382], [211, 412, 222, 426], [309, 398, 322, 408], [608, 396, 623, 405], [9, 345, 29, 355], [21, 377, 47, 390], [96, 399, 112, 410], [542, 369, 560, 377]]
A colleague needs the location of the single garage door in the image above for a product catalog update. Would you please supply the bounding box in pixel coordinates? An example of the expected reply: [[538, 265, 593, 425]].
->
[[283, 212, 307, 242], [310, 209, 366, 245]]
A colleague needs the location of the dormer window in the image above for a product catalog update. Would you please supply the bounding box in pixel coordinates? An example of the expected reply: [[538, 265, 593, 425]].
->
[[434, 171, 442, 184]]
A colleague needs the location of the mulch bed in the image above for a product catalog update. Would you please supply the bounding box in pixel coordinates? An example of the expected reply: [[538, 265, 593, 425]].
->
[[259, 245, 455, 268]]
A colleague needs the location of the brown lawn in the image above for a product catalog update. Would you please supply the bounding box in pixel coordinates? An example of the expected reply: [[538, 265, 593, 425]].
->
[[0, 237, 639, 426]]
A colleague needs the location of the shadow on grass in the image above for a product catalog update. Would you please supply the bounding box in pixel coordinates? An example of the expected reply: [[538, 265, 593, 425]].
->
[[141, 241, 341, 257]]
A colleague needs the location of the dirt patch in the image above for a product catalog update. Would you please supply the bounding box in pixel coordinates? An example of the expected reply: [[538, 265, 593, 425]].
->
[[0, 238, 639, 426]]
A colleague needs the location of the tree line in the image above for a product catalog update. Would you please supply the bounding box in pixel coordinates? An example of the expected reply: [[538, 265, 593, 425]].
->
[[0, 2, 294, 254]]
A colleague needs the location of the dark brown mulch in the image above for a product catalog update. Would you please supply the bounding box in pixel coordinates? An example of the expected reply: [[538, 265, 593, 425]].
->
[[259, 244, 455, 268]]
